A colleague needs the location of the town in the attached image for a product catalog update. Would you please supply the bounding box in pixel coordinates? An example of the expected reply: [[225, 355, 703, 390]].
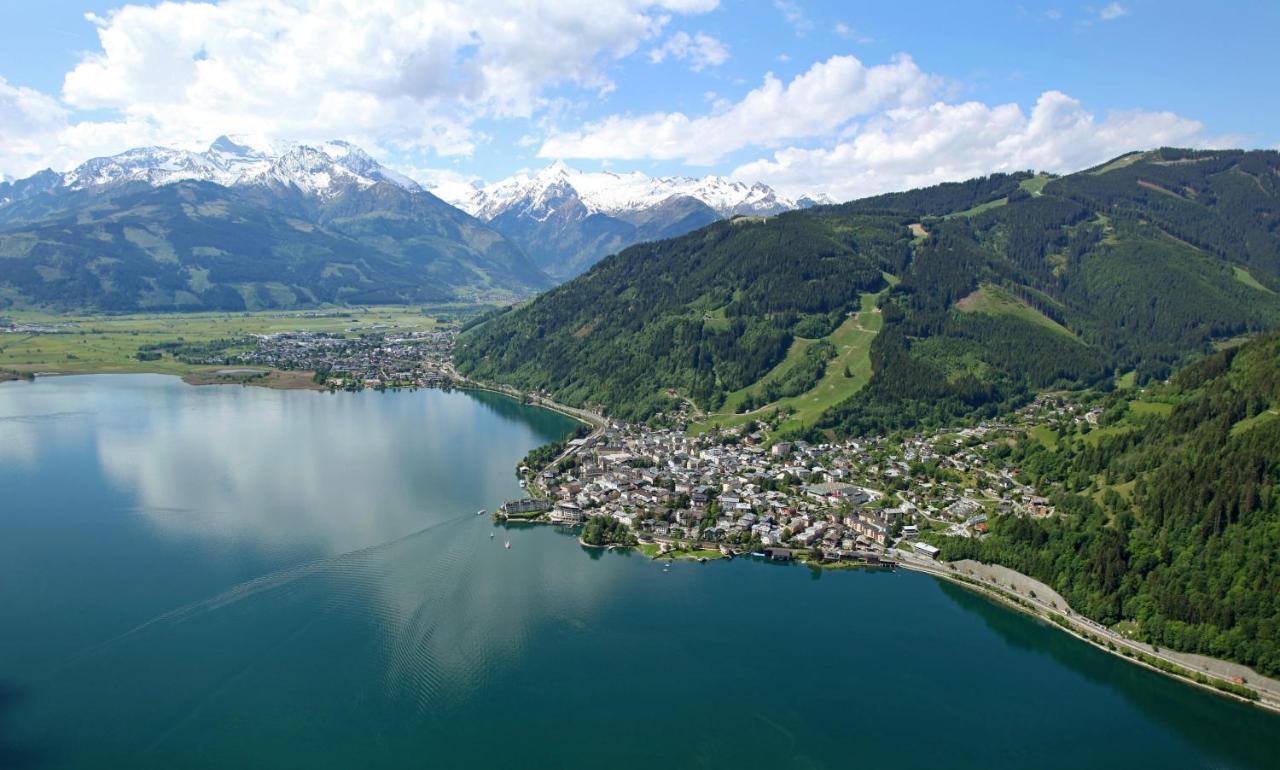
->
[[182, 328, 458, 389], [497, 394, 1089, 566]]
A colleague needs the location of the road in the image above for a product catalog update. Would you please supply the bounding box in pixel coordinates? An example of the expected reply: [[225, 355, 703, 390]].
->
[[895, 549, 1280, 712]]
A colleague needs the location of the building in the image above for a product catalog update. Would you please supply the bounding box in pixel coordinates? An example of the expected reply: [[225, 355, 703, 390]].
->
[[502, 498, 550, 515], [913, 542, 941, 559]]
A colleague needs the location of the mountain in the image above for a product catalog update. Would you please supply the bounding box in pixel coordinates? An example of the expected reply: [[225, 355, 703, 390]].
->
[[0, 138, 550, 310], [943, 331, 1280, 677], [454, 148, 1280, 427], [439, 161, 829, 280]]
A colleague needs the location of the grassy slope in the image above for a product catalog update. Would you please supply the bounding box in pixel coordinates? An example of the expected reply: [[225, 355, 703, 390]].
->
[[954, 283, 1078, 340], [0, 306, 451, 376], [1233, 265, 1277, 295], [689, 290, 883, 436]]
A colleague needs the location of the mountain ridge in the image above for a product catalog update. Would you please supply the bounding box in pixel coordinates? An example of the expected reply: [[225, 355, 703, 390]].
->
[[455, 148, 1280, 430], [0, 139, 551, 310], [438, 160, 830, 279]]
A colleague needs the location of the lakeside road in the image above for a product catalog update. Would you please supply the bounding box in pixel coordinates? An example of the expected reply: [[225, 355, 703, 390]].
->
[[443, 364, 607, 429], [896, 551, 1280, 713]]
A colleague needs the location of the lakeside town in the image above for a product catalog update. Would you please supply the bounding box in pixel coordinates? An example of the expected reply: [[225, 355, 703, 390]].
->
[[7, 317, 1276, 709], [498, 395, 1075, 567], [182, 327, 458, 389], [174, 322, 1076, 562]]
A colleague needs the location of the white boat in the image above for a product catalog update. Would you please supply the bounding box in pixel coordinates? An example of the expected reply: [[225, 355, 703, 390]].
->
[[490, 532, 495, 539], [476, 509, 486, 516], [504, 541, 511, 549]]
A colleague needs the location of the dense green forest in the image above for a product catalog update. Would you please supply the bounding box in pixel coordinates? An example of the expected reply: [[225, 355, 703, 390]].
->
[[458, 149, 1280, 430], [941, 332, 1280, 675], [455, 213, 902, 420]]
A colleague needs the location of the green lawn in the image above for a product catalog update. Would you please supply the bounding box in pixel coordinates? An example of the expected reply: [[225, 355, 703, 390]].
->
[[0, 306, 456, 376], [688, 290, 884, 436]]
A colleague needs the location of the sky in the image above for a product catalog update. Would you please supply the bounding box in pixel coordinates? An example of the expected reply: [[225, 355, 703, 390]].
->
[[0, 0, 1277, 201]]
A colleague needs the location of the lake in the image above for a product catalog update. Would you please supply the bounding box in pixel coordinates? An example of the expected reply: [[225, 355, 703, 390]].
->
[[1, 375, 1277, 769]]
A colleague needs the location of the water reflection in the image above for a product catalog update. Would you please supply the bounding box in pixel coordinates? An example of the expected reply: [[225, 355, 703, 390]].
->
[[2, 375, 642, 764]]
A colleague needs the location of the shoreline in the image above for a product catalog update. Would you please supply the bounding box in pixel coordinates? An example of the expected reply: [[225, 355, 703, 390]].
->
[[9, 369, 1276, 715], [895, 555, 1280, 714]]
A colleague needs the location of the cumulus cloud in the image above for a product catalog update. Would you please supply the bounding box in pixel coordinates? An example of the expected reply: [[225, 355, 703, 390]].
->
[[0, 0, 719, 178], [539, 54, 937, 163], [0, 75, 169, 178], [730, 91, 1214, 201], [649, 31, 730, 70]]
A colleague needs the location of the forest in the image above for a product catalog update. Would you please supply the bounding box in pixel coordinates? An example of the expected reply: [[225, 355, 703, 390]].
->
[[941, 332, 1280, 675], [460, 148, 1280, 433]]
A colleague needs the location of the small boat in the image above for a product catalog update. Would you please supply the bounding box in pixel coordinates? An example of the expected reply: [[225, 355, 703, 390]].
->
[[504, 541, 511, 549], [476, 509, 486, 516], [490, 532, 495, 539]]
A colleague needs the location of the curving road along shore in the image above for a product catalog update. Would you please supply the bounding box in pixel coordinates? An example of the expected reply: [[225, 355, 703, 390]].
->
[[896, 551, 1280, 713], [442, 364, 607, 429]]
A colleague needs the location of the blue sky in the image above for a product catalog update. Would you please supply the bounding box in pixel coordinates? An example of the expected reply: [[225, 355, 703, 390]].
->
[[0, 0, 1275, 199]]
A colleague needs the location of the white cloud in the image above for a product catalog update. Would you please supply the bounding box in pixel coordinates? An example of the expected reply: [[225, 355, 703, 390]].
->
[[1, 0, 720, 178], [1099, 3, 1128, 20], [539, 54, 937, 163], [408, 167, 484, 202], [774, 0, 813, 34], [649, 31, 730, 70], [0, 75, 169, 178], [833, 21, 871, 43], [730, 91, 1213, 201]]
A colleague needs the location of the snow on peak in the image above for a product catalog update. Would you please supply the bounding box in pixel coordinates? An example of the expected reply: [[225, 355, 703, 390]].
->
[[60, 138, 420, 198], [444, 161, 802, 221]]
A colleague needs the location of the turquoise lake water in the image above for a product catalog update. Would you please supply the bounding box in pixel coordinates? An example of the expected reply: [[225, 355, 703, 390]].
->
[[0, 374, 1277, 769]]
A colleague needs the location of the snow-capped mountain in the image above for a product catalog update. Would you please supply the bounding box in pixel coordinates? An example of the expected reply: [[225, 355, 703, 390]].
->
[[437, 161, 830, 279], [447, 160, 819, 221], [60, 136, 422, 199], [0, 138, 551, 311]]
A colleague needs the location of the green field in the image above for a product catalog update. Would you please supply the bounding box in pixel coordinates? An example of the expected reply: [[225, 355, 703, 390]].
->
[[0, 306, 465, 376], [946, 196, 1008, 218], [1129, 399, 1175, 417], [1019, 173, 1053, 196], [954, 283, 1078, 340], [1232, 265, 1276, 295], [1230, 408, 1278, 437], [1028, 425, 1059, 450], [689, 290, 884, 437]]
